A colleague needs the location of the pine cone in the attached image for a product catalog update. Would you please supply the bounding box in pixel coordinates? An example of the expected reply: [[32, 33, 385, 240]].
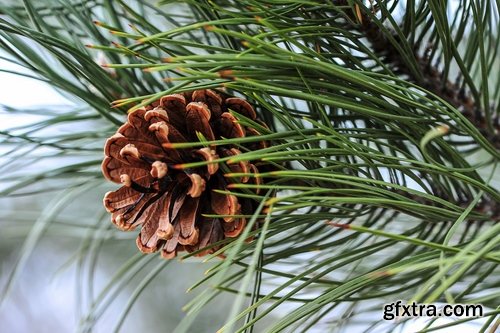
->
[[102, 90, 269, 259]]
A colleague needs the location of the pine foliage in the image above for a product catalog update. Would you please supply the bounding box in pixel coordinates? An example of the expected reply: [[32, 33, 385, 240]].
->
[[0, 1, 498, 332]]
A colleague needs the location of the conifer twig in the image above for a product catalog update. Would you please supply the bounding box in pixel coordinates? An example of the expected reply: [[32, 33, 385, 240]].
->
[[330, 1, 499, 220], [334, 1, 499, 149]]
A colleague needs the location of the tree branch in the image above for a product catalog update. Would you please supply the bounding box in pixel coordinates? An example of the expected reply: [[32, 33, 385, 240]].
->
[[334, 1, 499, 149]]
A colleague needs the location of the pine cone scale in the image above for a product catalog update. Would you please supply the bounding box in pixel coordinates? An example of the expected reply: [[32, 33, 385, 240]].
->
[[136, 197, 164, 252], [158, 94, 187, 130], [185, 102, 216, 141], [178, 195, 200, 239], [219, 112, 245, 138]]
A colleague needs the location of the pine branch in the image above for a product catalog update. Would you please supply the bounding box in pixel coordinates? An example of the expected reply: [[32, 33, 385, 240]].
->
[[330, 1, 499, 220], [335, 1, 499, 149]]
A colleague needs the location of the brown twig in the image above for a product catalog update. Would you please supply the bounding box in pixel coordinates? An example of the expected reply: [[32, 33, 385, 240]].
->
[[334, 1, 499, 149]]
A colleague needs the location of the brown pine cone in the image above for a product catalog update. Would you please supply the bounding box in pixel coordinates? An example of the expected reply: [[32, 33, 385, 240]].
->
[[102, 89, 269, 259]]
